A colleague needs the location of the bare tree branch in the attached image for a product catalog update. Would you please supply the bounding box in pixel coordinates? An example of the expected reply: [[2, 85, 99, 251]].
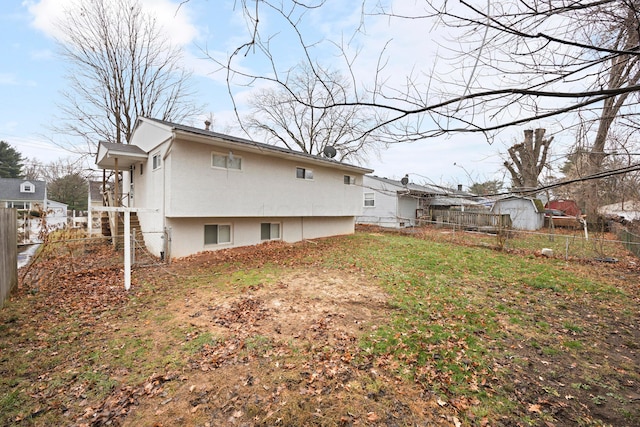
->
[[51, 0, 201, 156]]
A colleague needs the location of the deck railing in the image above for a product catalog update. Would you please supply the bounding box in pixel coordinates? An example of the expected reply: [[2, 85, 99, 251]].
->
[[419, 210, 512, 231]]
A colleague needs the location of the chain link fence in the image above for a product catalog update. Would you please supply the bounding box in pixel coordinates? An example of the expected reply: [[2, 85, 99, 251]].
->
[[612, 223, 640, 258], [387, 222, 640, 263]]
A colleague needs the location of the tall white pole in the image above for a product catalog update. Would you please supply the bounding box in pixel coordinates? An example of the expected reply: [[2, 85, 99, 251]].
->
[[124, 210, 131, 290]]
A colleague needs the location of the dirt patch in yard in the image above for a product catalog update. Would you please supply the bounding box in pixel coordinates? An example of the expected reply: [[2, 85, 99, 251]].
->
[[121, 268, 450, 427]]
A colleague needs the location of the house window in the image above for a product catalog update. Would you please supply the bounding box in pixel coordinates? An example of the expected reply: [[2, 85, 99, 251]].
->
[[344, 175, 355, 185], [140, 163, 143, 175], [260, 223, 281, 241], [204, 224, 232, 245], [364, 192, 375, 207], [296, 167, 313, 180], [20, 182, 35, 193], [7, 201, 30, 210], [212, 152, 242, 170], [152, 152, 161, 170]]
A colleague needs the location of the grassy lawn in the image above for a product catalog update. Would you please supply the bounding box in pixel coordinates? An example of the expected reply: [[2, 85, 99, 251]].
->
[[1, 229, 638, 426]]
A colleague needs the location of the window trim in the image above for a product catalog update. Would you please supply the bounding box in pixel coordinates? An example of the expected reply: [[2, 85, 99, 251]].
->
[[364, 192, 375, 207], [211, 151, 242, 171], [296, 167, 313, 180], [204, 223, 232, 245], [20, 181, 35, 193], [152, 152, 162, 170], [260, 222, 281, 241], [6, 201, 31, 210]]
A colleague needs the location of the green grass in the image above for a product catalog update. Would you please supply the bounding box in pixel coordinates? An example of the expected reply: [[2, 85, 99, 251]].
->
[[2, 230, 637, 426], [323, 232, 637, 423]]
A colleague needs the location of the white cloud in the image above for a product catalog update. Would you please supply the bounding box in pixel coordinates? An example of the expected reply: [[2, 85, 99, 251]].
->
[[0, 73, 36, 87], [24, 0, 68, 39], [139, 0, 198, 46], [26, 0, 199, 47], [0, 73, 19, 85]]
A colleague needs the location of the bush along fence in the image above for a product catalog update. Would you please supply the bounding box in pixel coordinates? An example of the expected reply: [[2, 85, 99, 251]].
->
[[1, 208, 18, 307]]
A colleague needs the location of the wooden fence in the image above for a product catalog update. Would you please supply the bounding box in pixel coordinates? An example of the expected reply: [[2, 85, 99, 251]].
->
[[420, 210, 512, 232], [1, 208, 18, 308]]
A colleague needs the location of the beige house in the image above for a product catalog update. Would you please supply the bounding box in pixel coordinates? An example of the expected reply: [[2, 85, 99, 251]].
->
[[95, 117, 372, 259]]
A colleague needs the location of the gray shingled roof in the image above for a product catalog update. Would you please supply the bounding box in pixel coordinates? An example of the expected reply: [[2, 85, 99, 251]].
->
[[144, 117, 373, 173], [98, 141, 146, 155], [366, 175, 447, 195], [0, 178, 46, 201]]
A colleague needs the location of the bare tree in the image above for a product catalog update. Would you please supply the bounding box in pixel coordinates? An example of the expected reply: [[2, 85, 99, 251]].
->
[[244, 63, 382, 163], [562, 127, 640, 208], [214, 0, 640, 217], [23, 158, 89, 184], [53, 0, 200, 154], [504, 129, 553, 193], [217, 2, 635, 133]]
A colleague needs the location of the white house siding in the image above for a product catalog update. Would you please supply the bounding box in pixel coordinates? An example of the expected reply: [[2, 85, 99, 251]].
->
[[358, 191, 398, 227], [129, 120, 172, 153], [397, 195, 419, 227], [165, 216, 354, 258], [164, 139, 362, 218], [357, 176, 406, 228], [132, 145, 166, 256], [125, 125, 368, 259]]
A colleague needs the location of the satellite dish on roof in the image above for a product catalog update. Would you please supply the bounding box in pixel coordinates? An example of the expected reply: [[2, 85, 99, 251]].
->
[[401, 174, 409, 186], [323, 145, 337, 158]]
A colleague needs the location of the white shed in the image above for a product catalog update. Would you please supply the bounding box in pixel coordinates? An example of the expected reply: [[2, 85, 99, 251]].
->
[[491, 196, 544, 231]]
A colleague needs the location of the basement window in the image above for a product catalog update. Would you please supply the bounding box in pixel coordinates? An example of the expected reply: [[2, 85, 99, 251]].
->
[[260, 223, 281, 241], [204, 224, 232, 245]]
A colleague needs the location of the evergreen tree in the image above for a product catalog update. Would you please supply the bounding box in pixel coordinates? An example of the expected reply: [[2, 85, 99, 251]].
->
[[0, 141, 24, 178]]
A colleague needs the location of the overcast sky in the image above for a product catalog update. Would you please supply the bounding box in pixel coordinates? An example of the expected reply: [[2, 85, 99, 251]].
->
[[1, 0, 574, 188]]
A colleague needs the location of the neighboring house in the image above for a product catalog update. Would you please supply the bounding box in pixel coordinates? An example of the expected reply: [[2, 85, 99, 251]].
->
[[357, 175, 446, 228], [0, 178, 46, 211], [598, 200, 640, 222], [357, 175, 485, 228], [87, 180, 107, 235], [0, 178, 68, 241], [95, 117, 373, 259], [491, 195, 544, 230], [46, 200, 68, 230]]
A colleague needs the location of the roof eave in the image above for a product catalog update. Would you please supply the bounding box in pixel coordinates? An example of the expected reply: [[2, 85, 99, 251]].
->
[[172, 129, 374, 175]]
